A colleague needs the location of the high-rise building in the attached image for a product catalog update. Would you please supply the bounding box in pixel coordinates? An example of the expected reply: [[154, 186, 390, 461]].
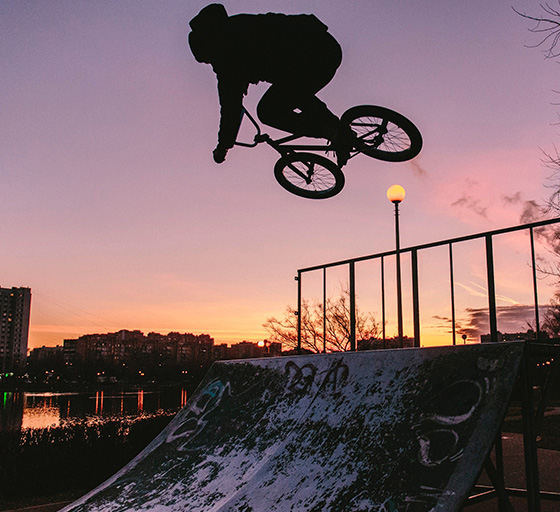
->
[[0, 286, 31, 372]]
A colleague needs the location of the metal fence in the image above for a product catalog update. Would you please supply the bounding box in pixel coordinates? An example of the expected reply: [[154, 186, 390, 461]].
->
[[296, 218, 560, 353]]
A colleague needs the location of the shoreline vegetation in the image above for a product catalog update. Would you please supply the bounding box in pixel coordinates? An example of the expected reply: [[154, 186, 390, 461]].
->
[[0, 414, 175, 511], [0, 381, 206, 510]]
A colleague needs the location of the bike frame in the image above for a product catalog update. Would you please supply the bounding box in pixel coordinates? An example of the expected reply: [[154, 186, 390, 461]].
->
[[234, 108, 334, 157]]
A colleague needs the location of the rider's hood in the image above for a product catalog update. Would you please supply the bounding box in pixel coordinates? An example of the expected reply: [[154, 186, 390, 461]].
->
[[189, 4, 228, 64], [189, 3, 228, 31]]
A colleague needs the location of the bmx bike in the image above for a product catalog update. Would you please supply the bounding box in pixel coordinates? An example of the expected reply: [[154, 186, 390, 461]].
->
[[234, 105, 423, 199]]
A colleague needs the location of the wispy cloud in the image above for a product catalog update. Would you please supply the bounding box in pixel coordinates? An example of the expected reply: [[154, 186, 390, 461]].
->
[[455, 282, 487, 299], [500, 192, 560, 253], [409, 159, 427, 178], [429, 313, 479, 340], [451, 193, 488, 218], [501, 192, 543, 224], [455, 281, 521, 305]]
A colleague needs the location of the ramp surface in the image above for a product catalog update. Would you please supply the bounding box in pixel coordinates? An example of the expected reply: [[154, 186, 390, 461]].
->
[[62, 342, 524, 512]]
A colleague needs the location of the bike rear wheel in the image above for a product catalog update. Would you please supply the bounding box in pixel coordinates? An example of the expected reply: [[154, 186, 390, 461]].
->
[[274, 152, 344, 199], [340, 105, 422, 162]]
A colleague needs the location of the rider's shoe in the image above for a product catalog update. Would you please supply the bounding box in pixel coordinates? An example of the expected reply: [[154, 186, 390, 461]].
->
[[333, 126, 358, 167], [213, 145, 228, 163], [336, 146, 351, 167]]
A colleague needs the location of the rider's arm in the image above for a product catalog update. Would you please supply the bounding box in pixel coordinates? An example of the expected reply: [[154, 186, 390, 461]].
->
[[215, 73, 247, 160]]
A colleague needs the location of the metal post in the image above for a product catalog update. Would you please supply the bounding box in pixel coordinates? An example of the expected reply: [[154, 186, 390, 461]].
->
[[520, 343, 541, 512], [395, 202, 404, 348], [323, 267, 327, 353], [494, 433, 508, 510], [412, 249, 420, 348], [535, 358, 559, 435], [486, 235, 498, 343], [483, 455, 514, 512], [530, 228, 540, 339], [349, 262, 356, 351], [449, 243, 457, 346], [296, 272, 302, 354], [381, 256, 386, 348]]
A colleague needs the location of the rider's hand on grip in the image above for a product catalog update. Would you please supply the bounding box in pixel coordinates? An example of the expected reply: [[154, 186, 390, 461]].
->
[[213, 146, 228, 164]]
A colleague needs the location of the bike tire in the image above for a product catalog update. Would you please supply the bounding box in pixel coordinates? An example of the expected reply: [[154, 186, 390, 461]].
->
[[340, 105, 422, 162], [274, 152, 345, 199]]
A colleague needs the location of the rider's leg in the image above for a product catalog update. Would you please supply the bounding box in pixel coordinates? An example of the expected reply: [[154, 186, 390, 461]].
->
[[256, 85, 339, 140], [257, 85, 358, 166]]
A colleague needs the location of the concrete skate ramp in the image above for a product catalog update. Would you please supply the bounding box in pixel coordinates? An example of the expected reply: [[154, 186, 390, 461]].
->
[[62, 342, 525, 512]]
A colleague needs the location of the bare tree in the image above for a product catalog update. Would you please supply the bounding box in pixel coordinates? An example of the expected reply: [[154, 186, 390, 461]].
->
[[541, 289, 560, 337], [263, 299, 322, 353], [512, 4, 560, 327], [263, 290, 381, 353], [542, 148, 560, 211], [511, 4, 560, 274], [513, 2, 560, 59]]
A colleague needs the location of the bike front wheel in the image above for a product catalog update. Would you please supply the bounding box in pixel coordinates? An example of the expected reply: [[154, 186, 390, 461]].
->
[[340, 105, 422, 162], [274, 152, 345, 199]]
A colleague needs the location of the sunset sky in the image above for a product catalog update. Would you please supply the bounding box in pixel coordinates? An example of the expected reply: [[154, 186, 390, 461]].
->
[[2, 0, 560, 350]]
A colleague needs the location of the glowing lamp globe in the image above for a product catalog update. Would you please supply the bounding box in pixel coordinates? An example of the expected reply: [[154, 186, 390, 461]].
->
[[387, 184, 405, 204]]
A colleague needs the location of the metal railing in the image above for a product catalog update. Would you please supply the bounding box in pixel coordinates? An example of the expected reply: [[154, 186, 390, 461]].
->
[[296, 218, 560, 352]]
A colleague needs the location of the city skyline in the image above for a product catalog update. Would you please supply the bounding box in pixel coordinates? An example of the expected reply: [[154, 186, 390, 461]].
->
[[2, 1, 560, 350]]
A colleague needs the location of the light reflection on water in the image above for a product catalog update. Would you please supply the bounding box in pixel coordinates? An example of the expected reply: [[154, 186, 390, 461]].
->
[[1, 389, 188, 432]]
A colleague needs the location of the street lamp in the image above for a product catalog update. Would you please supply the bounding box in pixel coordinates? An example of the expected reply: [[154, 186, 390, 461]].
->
[[257, 339, 270, 355], [387, 185, 405, 348]]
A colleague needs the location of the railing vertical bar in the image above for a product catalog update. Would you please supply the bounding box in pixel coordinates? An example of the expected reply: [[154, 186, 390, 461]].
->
[[449, 243, 457, 346], [381, 256, 386, 348], [412, 249, 420, 348], [521, 343, 541, 512], [297, 271, 302, 354], [530, 227, 540, 339], [323, 267, 327, 353], [349, 262, 356, 351], [493, 434, 506, 506], [485, 235, 498, 343]]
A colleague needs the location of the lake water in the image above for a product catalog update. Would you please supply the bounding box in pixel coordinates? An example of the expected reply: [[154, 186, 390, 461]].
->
[[0, 388, 188, 432]]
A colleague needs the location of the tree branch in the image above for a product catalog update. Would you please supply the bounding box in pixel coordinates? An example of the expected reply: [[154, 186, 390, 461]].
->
[[513, 3, 560, 58]]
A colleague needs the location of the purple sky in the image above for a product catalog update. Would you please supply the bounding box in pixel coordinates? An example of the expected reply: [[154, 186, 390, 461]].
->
[[2, 0, 559, 348]]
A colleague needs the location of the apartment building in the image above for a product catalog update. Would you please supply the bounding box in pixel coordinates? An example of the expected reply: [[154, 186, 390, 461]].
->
[[0, 286, 31, 372]]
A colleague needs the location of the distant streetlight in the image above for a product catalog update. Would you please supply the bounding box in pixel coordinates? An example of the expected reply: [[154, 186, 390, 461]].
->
[[387, 185, 405, 348], [258, 339, 270, 355]]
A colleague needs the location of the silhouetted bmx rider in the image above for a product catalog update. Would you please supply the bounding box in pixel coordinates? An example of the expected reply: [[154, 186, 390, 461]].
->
[[188, 4, 354, 166]]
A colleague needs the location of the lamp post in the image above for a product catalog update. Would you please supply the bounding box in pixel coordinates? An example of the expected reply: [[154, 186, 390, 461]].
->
[[257, 339, 270, 355], [387, 185, 405, 348]]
